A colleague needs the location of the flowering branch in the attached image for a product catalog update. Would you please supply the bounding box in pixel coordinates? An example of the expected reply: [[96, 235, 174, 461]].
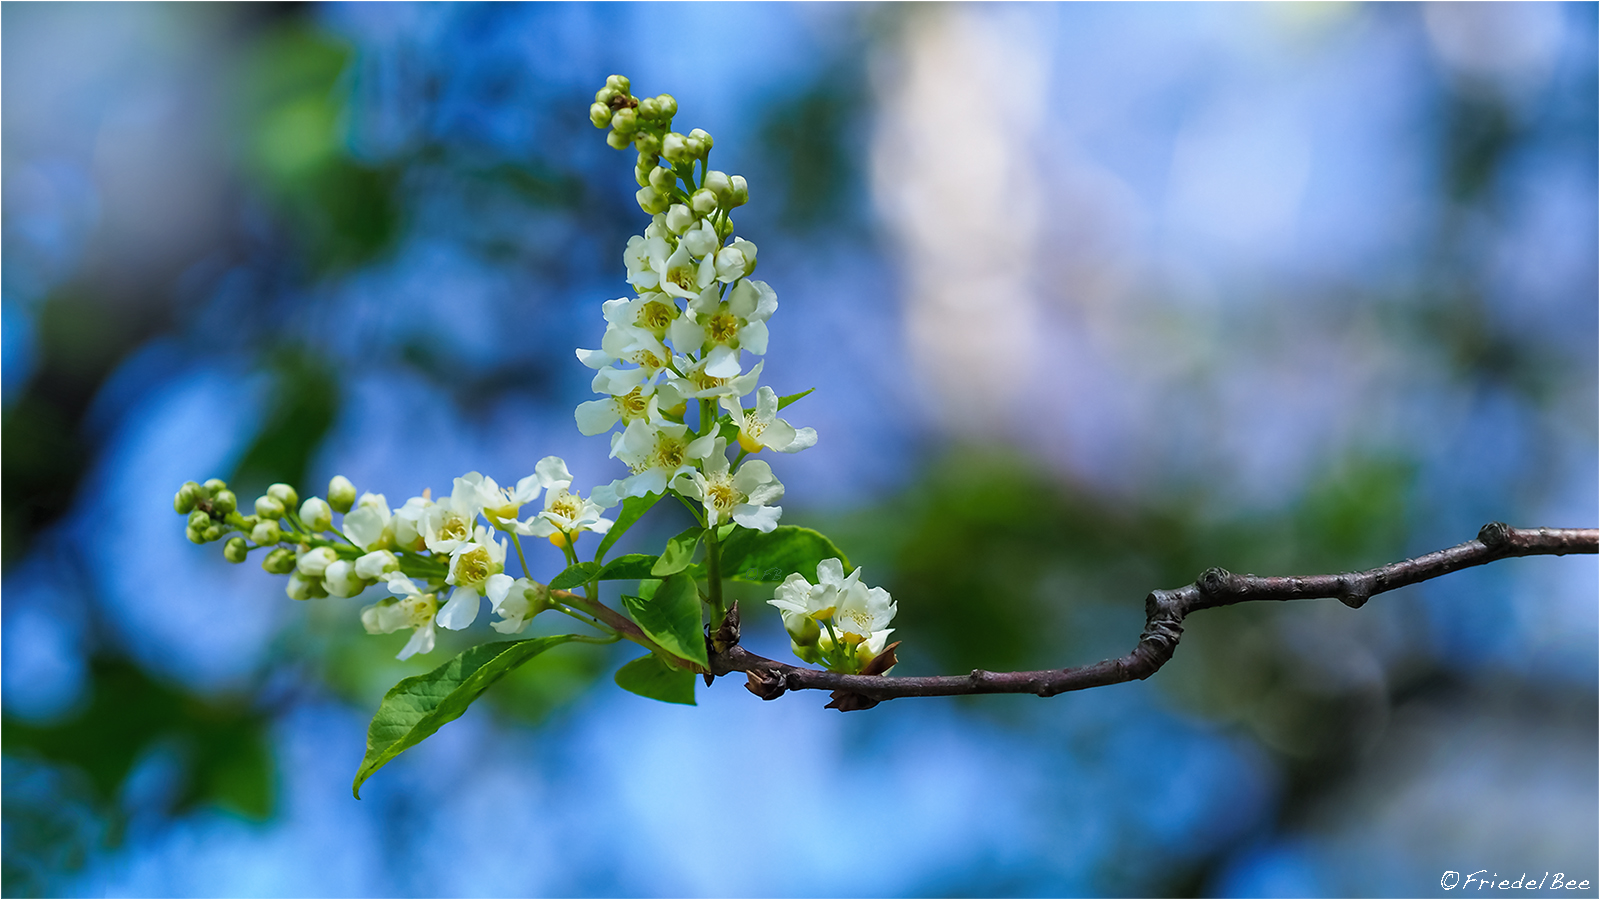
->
[[712, 524, 1599, 711]]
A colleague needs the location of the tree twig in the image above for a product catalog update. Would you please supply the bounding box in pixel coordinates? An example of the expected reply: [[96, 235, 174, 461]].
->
[[708, 523, 1598, 711]]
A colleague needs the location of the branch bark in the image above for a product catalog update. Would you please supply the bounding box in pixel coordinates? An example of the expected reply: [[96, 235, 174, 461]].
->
[[708, 523, 1598, 710]]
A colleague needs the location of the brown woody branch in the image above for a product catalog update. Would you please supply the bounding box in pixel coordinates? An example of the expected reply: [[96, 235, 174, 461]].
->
[[707, 523, 1599, 711]]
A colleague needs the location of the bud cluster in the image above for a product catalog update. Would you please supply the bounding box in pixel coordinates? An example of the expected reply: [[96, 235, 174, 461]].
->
[[769, 559, 898, 675], [590, 73, 750, 223]]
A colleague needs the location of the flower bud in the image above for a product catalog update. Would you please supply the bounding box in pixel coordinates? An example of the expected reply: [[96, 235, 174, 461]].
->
[[595, 86, 617, 106], [656, 94, 677, 118], [255, 495, 285, 519], [203, 478, 228, 496], [262, 547, 297, 574], [634, 133, 662, 157], [186, 525, 206, 544], [681, 221, 718, 259], [664, 204, 694, 235], [605, 130, 631, 150], [791, 638, 823, 665], [610, 107, 637, 135], [268, 483, 299, 509], [202, 523, 227, 543], [300, 497, 333, 532], [321, 560, 367, 598], [297, 546, 338, 578], [211, 490, 237, 516], [635, 162, 652, 187], [648, 165, 676, 194], [727, 175, 749, 207], [690, 188, 718, 216], [286, 571, 324, 601], [175, 482, 201, 514], [688, 128, 712, 151], [224, 537, 249, 564], [605, 74, 630, 94], [354, 549, 400, 580], [589, 101, 611, 128], [702, 170, 731, 201], [252, 520, 283, 546], [635, 185, 669, 215], [661, 132, 689, 164], [714, 246, 750, 282], [638, 97, 660, 120], [328, 476, 357, 513], [188, 509, 212, 531]]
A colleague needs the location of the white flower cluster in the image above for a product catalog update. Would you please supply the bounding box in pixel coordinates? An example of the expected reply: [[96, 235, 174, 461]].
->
[[769, 558, 897, 674], [574, 147, 814, 529], [252, 462, 609, 660]]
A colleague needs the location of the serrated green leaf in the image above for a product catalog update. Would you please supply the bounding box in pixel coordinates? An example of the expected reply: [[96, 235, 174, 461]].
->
[[719, 525, 851, 583], [614, 654, 696, 705], [596, 492, 662, 562], [651, 526, 704, 576], [621, 573, 707, 668], [548, 561, 601, 590], [777, 388, 814, 410], [353, 637, 574, 798], [598, 553, 659, 581]]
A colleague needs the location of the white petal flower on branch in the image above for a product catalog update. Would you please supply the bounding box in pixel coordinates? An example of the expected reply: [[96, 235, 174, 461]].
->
[[485, 574, 549, 634], [513, 456, 616, 543], [436, 527, 506, 630], [668, 356, 763, 401], [658, 241, 716, 300], [455, 471, 541, 529], [602, 420, 716, 499], [343, 493, 393, 551], [392, 496, 434, 552], [362, 576, 440, 660], [421, 491, 484, 555], [670, 438, 783, 531], [721, 386, 817, 454], [625, 234, 668, 292]]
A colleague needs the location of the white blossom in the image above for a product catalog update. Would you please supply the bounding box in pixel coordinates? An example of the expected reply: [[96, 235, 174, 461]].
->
[[485, 574, 549, 634], [421, 490, 483, 555], [454, 471, 540, 528], [668, 355, 763, 401], [720, 386, 817, 454], [670, 438, 783, 532], [343, 493, 393, 551], [601, 420, 716, 499], [436, 528, 506, 630], [513, 457, 615, 543], [363, 576, 439, 660], [296, 546, 338, 578], [668, 278, 776, 377], [322, 559, 367, 598]]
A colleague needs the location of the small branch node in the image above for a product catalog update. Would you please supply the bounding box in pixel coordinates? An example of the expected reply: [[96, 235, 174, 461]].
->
[[1198, 566, 1235, 596], [744, 668, 787, 700], [1478, 521, 1512, 548]]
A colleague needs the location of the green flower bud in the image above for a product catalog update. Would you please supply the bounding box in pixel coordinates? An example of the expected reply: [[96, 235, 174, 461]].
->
[[634, 132, 662, 157], [727, 174, 749, 207], [255, 495, 285, 519], [791, 638, 823, 665], [589, 101, 611, 128], [595, 85, 617, 106], [187, 525, 206, 544], [691, 188, 718, 216], [175, 482, 201, 514], [224, 537, 249, 564], [267, 483, 299, 509], [606, 74, 630, 94], [656, 94, 677, 118], [252, 520, 283, 546], [664, 204, 694, 235], [648, 165, 677, 194], [300, 497, 333, 532], [635, 163, 652, 187], [784, 612, 822, 646], [661, 132, 689, 164], [703, 169, 731, 201], [610, 107, 637, 135], [211, 490, 237, 516], [636, 185, 669, 215], [638, 97, 660, 120], [188, 509, 212, 531], [203, 478, 227, 496], [606, 130, 631, 150], [202, 523, 226, 543], [327, 476, 357, 513], [688, 128, 712, 151], [285, 571, 326, 601], [262, 547, 297, 574]]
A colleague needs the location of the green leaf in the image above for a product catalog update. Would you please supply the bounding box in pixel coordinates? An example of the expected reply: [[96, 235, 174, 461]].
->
[[548, 561, 601, 590], [598, 553, 659, 581], [596, 492, 662, 562], [621, 573, 708, 668], [651, 526, 704, 577], [717, 420, 741, 444], [614, 654, 697, 705], [352, 637, 574, 798], [719, 525, 851, 583], [777, 388, 814, 410]]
